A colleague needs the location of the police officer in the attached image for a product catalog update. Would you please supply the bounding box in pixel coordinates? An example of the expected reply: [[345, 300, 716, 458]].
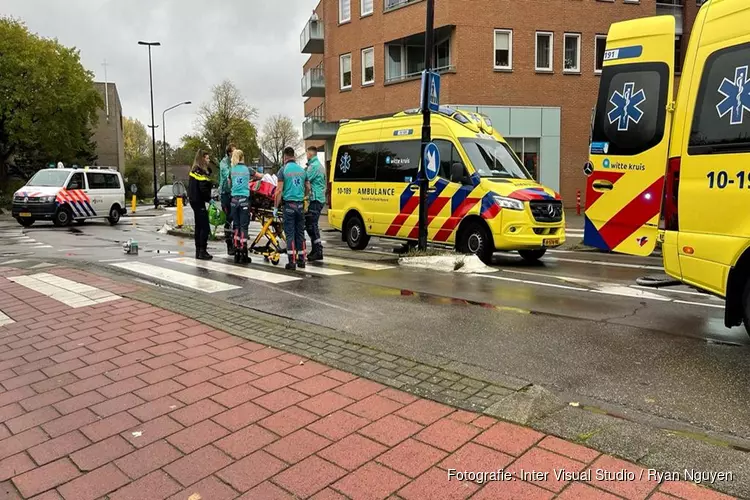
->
[[275, 147, 307, 271], [188, 149, 213, 260], [304, 146, 326, 261], [219, 144, 236, 255]]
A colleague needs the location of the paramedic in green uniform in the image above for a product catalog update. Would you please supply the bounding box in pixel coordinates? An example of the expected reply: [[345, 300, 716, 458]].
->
[[219, 144, 236, 256], [275, 147, 307, 271], [304, 145, 326, 261]]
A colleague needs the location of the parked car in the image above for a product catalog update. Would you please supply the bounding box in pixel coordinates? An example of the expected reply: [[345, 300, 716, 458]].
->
[[156, 185, 187, 207], [12, 166, 126, 227]]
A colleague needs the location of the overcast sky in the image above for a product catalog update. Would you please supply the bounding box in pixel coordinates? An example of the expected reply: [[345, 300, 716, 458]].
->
[[5, 0, 314, 146]]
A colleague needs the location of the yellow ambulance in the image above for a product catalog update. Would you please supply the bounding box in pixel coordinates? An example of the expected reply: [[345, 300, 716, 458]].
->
[[584, 0, 750, 332], [328, 107, 565, 263]]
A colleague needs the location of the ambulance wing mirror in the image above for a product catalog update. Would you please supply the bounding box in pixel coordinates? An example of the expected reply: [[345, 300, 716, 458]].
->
[[451, 162, 471, 186]]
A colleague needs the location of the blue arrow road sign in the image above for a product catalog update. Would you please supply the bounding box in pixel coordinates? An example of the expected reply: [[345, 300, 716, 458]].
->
[[422, 71, 440, 113], [424, 142, 440, 182]]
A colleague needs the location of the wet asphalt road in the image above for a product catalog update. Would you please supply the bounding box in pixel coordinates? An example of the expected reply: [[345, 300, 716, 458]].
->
[[2, 211, 750, 447]]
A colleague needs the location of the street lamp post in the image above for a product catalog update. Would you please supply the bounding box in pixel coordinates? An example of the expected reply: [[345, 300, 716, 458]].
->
[[138, 40, 161, 209], [162, 101, 192, 184]]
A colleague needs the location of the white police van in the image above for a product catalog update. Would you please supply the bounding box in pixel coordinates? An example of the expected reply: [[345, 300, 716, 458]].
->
[[12, 165, 126, 227]]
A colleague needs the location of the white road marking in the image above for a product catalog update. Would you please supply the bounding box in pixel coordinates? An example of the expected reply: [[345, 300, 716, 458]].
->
[[168, 257, 301, 284], [111, 261, 240, 293], [631, 284, 723, 300], [30, 263, 56, 269], [479, 272, 721, 309], [674, 299, 724, 309], [0, 259, 27, 266], [544, 256, 663, 271], [7, 273, 121, 308], [99, 259, 127, 263], [320, 256, 395, 271], [0, 310, 15, 327]]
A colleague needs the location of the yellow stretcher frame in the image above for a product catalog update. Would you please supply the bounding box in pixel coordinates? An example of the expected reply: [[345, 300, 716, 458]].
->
[[249, 208, 285, 265]]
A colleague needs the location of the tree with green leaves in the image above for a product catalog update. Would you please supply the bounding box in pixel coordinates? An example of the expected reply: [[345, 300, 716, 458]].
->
[[260, 114, 302, 168], [0, 17, 102, 184], [123, 117, 150, 162], [172, 134, 209, 167], [197, 80, 259, 165]]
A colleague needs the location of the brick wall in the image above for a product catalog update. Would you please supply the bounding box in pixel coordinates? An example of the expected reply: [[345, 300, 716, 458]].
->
[[309, 0, 671, 201]]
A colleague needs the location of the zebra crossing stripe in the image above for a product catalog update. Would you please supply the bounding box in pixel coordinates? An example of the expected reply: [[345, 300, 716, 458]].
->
[[168, 257, 302, 284], [7, 273, 121, 308], [319, 256, 395, 271], [111, 261, 240, 293], [0, 310, 14, 327]]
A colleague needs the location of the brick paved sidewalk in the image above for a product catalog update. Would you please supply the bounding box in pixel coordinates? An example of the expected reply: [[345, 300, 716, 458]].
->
[[0, 270, 734, 500]]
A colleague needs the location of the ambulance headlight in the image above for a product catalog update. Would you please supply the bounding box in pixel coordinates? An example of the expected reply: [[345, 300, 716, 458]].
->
[[493, 195, 524, 211]]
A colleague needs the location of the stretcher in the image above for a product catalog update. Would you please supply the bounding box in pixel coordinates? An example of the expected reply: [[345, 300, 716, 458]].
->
[[248, 181, 285, 265]]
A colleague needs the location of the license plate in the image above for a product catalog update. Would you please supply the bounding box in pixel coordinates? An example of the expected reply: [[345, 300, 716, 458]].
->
[[543, 238, 560, 247], [19, 212, 31, 217]]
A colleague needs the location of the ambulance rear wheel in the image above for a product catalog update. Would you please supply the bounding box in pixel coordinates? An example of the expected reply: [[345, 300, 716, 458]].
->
[[741, 278, 750, 336], [345, 215, 370, 251], [519, 249, 547, 262], [458, 221, 493, 265], [53, 206, 72, 227]]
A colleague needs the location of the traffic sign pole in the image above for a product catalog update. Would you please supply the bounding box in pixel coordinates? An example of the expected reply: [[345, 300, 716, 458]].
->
[[418, 0, 435, 251]]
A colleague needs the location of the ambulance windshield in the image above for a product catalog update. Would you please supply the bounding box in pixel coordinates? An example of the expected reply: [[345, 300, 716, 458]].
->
[[459, 138, 531, 180], [27, 170, 69, 187]]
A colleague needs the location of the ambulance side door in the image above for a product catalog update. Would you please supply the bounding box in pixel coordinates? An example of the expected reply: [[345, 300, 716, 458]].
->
[[584, 15, 675, 256], [680, 38, 750, 295]]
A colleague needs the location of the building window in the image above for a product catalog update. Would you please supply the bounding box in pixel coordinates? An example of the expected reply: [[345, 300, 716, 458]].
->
[[362, 47, 375, 85], [339, 0, 351, 23], [595, 35, 607, 74], [506, 138, 541, 181], [535, 32, 553, 72], [674, 35, 683, 73], [494, 29, 512, 70], [385, 36, 452, 83], [564, 33, 581, 73], [361, 0, 373, 16], [340, 54, 352, 89], [385, 0, 419, 11]]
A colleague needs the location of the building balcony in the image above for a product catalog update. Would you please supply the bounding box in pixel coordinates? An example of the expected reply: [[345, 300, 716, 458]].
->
[[300, 16, 324, 54], [302, 65, 325, 98], [303, 104, 338, 140]]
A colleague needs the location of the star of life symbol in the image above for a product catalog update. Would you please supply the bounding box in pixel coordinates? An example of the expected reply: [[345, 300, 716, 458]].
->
[[608, 82, 646, 132], [340, 152, 351, 173], [717, 65, 750, 126]]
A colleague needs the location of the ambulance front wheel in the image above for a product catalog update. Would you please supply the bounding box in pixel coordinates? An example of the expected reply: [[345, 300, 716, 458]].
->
[[519, 249, 547, 262], [53, 206, 72, 227], [458, 221, 493, 265], [345, 214, 370, 251]]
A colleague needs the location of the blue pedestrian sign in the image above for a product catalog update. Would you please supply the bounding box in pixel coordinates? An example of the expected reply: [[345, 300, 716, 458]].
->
[[421, 71, 440, 113], [423, 142, 440, 182]]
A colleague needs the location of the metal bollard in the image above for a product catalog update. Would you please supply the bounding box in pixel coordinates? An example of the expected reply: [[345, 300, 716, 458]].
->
[[176, 197, 184, 227]]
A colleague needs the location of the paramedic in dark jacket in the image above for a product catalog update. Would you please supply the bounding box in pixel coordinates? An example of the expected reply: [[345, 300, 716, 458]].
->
[[188, 149, 213, 260]]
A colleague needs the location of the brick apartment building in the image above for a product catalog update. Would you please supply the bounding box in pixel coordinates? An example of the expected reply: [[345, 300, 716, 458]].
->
[[300, 0, 700, 203], [91, 82, 125, 171]]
